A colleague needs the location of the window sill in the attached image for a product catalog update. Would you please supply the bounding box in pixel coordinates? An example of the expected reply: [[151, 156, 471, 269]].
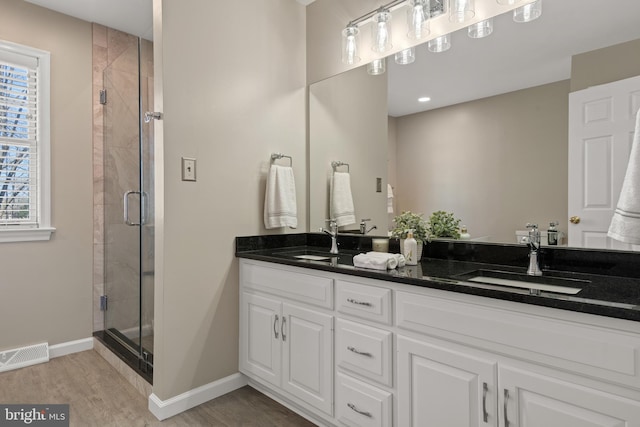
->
[[0, 227, 56, 243]]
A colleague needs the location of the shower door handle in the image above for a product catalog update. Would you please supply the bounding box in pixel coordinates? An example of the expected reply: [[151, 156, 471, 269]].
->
[[124, 190, 142, 226]]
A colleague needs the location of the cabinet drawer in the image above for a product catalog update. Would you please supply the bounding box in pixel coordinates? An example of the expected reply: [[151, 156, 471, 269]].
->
[[242, 261, 333, 309], [336, 373, 392, 427], [396, 290, 640, 390], [336, 280, 392, 325], [336, 319, 393, 387]]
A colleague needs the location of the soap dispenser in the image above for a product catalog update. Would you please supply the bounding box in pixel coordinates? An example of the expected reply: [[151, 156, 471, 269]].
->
[[459, 225, 471, 240], [547, 221, 559, 246], [404, 229, 418, 266]]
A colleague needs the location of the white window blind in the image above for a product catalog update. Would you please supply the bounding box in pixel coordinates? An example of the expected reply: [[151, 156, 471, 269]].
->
[[0, 40, 52, 242], [0, 53, 38, 227]]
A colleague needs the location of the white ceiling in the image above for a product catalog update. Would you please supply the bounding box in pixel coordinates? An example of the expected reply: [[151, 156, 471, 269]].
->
[[23, 0, 640, 117], [388, 0, 640, 116]]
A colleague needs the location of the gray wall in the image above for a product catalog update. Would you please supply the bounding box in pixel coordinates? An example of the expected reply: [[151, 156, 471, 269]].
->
[[395, 80, 570, 243], [0, 0, 93, 351], [152, 0, 307, 400], [309, 66, 388, 233], [571, 38, 640, 92]]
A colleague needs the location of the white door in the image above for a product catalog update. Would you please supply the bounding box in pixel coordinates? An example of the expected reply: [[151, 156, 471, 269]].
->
[[239, 292, 282, 387], [397, 335, 498, 427], [568, 75, 640, 249], [281, 302, 334, 416], [500, 365, 640, 427]]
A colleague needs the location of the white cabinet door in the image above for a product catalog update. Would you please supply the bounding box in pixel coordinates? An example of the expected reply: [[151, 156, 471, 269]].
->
[[282, 302, 334, 416], [239, 292, 282, 387], [397, 335, 498, 427], [500, 365, 640, 427]]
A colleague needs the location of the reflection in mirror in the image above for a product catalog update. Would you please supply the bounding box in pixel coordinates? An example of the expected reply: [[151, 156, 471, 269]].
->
[[309, 0, 640, 250], [309, 66, 388, 234]]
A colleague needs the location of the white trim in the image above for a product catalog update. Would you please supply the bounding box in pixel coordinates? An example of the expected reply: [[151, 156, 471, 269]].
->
[[0, 227, 55, 243], [148, 373, 248, 421], [48, 337, 94, 358], [0, 39, 52, 242]]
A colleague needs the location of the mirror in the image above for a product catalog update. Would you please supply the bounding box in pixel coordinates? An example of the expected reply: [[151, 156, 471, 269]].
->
[[309, 0, 640, 250]]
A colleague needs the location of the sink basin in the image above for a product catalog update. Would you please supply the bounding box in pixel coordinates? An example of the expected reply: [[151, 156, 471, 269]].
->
[[272, 248, 340, 262], [455, 269, 589, 295]]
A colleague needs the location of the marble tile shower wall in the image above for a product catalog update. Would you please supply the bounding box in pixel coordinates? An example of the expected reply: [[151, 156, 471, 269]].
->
[[92, 25, 154, 333]]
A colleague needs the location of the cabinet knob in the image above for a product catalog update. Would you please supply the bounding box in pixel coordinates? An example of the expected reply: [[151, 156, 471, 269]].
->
[[569, 216, 581, 224]]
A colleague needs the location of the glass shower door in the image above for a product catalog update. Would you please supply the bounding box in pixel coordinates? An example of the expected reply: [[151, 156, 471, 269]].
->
[[102, 37, 154, 374]]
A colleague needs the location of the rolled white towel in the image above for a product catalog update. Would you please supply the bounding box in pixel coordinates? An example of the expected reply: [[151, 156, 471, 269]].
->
[[353, 254, 391, 271], [366, 251, 406, 268]]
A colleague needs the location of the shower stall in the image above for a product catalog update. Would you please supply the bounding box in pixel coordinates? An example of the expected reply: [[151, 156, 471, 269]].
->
[[95, 32, 154, 381]]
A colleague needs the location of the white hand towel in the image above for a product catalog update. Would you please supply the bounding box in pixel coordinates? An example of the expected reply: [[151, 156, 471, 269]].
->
[[387, 184, 394, 214], [264, 165, 297, 229], [366, 251, 406, 268], [331, 171, 356, 227], [353, 253, 390, 271], [608, 108, 640, 244]]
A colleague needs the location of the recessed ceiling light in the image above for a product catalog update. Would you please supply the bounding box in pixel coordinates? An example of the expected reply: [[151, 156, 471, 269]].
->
[[418, 96, 431, 102]]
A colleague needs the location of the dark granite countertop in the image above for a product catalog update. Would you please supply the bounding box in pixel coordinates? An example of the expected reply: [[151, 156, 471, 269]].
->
[[236, 233, 640, 322]]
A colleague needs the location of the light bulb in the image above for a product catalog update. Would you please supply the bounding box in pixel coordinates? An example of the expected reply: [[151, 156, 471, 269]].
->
[[341, 25, 360, 65], [395, 47, 416, 65], [428, 34, 451, 53], [450, 0, 475, 23], [372, 10, 392, 53], [367, 58, 386, 75], [468, 18, 493, 38], [408, 0, 430, 40], [514, 0, 542, 22]]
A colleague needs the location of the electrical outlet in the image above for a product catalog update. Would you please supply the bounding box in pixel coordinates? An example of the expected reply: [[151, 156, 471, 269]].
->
[[182, 157, 196, 181]]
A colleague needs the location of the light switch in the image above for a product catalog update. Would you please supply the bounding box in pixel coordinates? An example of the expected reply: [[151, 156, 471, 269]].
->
[[376, 177, 382, 192], [182, 157, 196, 181]]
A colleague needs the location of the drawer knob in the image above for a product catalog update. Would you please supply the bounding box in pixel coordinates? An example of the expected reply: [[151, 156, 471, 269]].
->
[[347, 346, 373, 358], [347, 402, 372, 418], [347, 298, 373, 307]]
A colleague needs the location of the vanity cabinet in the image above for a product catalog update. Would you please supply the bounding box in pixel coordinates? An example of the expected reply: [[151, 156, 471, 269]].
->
[[397, 335, 497, 427], [238, 259, 640, 427], [239, 262, 334, 416], [396, 289, 640, 427], [500, 365, 640, 427]]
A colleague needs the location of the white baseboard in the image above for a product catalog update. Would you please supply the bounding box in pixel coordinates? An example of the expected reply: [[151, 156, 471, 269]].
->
[[49, 337, 94, 358], [148, 372, 248, 420]]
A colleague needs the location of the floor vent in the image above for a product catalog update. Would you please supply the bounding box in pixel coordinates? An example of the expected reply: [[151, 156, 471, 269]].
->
[[0, 342, 49, 373]]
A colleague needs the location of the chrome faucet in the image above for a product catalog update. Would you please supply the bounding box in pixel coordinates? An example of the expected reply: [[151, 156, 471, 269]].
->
[[359, 218, 377, 235], [523, 223, 543, 276], [321, 219, 339, 254]]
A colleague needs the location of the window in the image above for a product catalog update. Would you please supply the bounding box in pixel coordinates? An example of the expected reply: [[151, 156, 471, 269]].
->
[[0, 40, 53, 242]]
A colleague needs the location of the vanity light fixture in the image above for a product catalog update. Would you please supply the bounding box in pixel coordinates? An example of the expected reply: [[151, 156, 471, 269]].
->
[[450, 0, 475, 23], [367, 58, 387, 75], [372, 8, 393, 53], [513, 0, 542, 22], [468, 17, 494, 38], [407, 0, 430, 40], [341, 24, 360, 65], [340, 0, 536, 67], [418, 96, 431, 102], [428, 33, 451, 53], [395, 47, 416, 65]]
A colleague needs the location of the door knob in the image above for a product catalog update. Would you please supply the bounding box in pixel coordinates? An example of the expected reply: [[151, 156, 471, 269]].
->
[[570, 216, 581, 224]]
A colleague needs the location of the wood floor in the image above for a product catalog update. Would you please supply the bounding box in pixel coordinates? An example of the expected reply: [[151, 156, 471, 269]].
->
[[0, 350, 316, 426]]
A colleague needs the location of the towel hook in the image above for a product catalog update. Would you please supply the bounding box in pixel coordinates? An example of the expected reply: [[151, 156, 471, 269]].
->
[[271, 153, 292, 167], [331, 161, 350, 172]]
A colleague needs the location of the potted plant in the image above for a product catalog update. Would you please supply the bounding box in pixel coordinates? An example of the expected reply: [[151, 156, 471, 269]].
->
[[428, 210, 461, 239], [391, 211, 429, 261]]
